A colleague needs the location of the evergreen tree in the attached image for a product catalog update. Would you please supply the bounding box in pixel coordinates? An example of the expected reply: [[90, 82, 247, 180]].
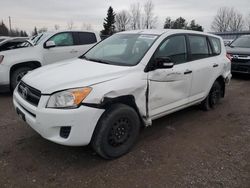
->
[[188, 20, 204, 31], [163, 17, 172, 29], [101, 6, 116, 35], [172, 17, 187, 29], [32, 27, 38, 36], [0, 21, 9, 36]]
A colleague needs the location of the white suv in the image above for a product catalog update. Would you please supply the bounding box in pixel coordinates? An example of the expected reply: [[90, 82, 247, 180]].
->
[[13, 29, 231, 159], [0, 30, 100, 91]]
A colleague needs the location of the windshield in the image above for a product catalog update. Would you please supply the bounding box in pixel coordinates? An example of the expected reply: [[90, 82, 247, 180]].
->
[[31, 33, 49, 45], [83, 34, 158, 66], [230, 36, 250, 48]]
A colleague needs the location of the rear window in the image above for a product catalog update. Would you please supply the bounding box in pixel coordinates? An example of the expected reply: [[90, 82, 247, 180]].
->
[[78, 32, 97, 45], [209, 37, 221, 55], [189, 35, 209, 60]]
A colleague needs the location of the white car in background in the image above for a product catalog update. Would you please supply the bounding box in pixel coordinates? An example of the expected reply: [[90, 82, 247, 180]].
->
[[0, 37, 31, 52], [0, 31, 101, 91], [14, 29, 231, 159]]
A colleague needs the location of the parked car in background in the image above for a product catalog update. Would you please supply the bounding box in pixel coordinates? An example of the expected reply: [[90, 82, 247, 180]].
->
[[13, 29, 231, 159], [0, 30, 101, 92], [223, 39, 234, 46], [0, 36, 10, 42], [0, 37, 31, 52], [227, 35, 250, 75]]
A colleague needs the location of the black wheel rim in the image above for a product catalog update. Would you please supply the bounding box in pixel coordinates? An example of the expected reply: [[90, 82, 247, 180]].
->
[[108, 117, 132, 147], [210, 86, 221, 106]]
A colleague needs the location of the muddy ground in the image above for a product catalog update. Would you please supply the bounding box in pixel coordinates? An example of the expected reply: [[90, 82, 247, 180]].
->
[[0, 76, 250, 188]]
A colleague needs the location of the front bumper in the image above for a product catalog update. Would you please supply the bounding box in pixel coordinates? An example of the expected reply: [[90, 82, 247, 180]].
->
[[13, 89, 105, 146], [231, 61, 250, 74]]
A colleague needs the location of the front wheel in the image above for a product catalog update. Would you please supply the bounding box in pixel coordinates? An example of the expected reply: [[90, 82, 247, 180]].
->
[[91, 104, 141, 159], [10, 67, 33, 91]]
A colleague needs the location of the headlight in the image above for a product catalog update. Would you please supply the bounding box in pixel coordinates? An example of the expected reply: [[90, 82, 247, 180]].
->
[[47, 87, 92, 109]]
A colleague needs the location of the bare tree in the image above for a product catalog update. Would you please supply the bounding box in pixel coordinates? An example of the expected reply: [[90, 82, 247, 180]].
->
[[143, 0, 157, 29], [81, 23, 93, 31], [130, 3, 142, 30], [54, 24, 60, 31], [229, 9, 244, 31], [115, 10, 130, 31], [38, 27, 48, 33], [246, 13, 250, 30], [211, 7, 244, 32], [67, 20, 74, 30]]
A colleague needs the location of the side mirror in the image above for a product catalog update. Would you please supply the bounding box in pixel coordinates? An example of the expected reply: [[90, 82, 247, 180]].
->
[[155, 57, 174, 69], [44, 41, 56, 49]]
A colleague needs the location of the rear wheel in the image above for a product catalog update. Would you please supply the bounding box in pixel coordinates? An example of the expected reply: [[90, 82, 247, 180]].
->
[[201, 81, 222, 110], [10, 67, 33, 91], [91, 104, 141, 159]]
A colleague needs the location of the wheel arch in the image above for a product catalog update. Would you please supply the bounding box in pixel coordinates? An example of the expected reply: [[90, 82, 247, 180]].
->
[[10, 61, 41, 80], [215, 75, 226, 97], [83, 95, 145, 126]]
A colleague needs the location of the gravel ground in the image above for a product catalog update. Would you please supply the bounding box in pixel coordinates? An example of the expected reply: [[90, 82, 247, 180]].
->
[[0, 76, 250, 188]]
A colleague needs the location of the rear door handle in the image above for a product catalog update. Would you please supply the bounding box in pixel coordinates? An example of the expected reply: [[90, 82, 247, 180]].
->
[[213, 64, 219, 68], [184, 70, 192, 75]]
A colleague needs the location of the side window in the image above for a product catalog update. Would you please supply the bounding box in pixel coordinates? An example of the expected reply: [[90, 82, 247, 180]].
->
[[49, 33, 74, 47], [78, 32, 97, 45], [189, 35, 209, 60], [155, 35, 187, 64], [209, 37, 221, 55]]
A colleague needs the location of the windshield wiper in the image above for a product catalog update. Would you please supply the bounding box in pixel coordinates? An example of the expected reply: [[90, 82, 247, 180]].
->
[[82, 56, 111, 65]]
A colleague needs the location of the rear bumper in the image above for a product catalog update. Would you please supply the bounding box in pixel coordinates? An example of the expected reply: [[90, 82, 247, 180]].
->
[[0, 64, 10, 85], [231, 62, 250, 74]]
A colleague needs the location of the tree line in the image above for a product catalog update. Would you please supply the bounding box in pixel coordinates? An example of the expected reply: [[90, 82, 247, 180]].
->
[[0, 21, 28, 37], [101, 1, 204, 35]]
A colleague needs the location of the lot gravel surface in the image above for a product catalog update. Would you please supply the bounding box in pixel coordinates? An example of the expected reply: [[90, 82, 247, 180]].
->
[[0, 76, 250, 188]]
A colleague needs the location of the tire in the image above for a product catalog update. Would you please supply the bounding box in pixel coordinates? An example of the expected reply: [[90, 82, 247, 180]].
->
[[10, 67, 33, 91], [201, 81, 222, 110], [91, 104, 141, 159]]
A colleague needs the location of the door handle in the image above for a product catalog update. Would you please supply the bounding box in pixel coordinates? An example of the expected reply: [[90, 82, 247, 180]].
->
[[213, 64, 219, 68], [184, 70, 192, 75], [70, 49, 78, 53]]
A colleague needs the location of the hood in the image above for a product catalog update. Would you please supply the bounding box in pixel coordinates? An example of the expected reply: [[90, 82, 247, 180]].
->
[[226, 46, 250, 55], [22, 58, 133, 94]]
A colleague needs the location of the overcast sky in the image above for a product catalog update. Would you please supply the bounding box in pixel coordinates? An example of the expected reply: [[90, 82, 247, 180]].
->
[[0, 0, 249, 34]]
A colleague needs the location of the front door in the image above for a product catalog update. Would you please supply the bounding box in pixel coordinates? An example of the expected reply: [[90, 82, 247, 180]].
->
[[148, 35, 193, 118], [43, 32, 78, 65]]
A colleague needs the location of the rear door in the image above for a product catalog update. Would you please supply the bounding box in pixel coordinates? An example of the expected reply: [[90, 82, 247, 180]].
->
[[187, 35, 217, 102], [148, 35, 193, 118], [73, 32, 98, 57], [43, 32, 78, 64]]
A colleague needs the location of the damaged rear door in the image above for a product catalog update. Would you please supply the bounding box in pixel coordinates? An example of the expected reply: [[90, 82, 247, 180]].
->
[[148, 35, 192, 118]]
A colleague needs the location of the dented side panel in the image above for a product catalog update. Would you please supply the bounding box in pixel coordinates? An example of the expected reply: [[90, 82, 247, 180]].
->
[[84, 69, 149, 121]]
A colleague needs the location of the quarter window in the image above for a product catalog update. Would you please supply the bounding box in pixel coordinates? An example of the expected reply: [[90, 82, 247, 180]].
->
[[189, 35, 209, 60], [155, 35, 187, 64], [49, 33, 74, 46], [209, 37, 221, 55], [78, 32, 97, 45]]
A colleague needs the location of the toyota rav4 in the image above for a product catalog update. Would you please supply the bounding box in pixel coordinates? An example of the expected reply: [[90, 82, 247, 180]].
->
[[13, 29, 231, 159]]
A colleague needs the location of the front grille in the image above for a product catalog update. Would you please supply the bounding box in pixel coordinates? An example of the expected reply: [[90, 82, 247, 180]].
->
[[18, 81, 41, 106]]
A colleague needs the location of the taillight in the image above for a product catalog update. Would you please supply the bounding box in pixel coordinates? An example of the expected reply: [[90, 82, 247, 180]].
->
[[226, 53, 232, 62], [0, 55, 4, 64]]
